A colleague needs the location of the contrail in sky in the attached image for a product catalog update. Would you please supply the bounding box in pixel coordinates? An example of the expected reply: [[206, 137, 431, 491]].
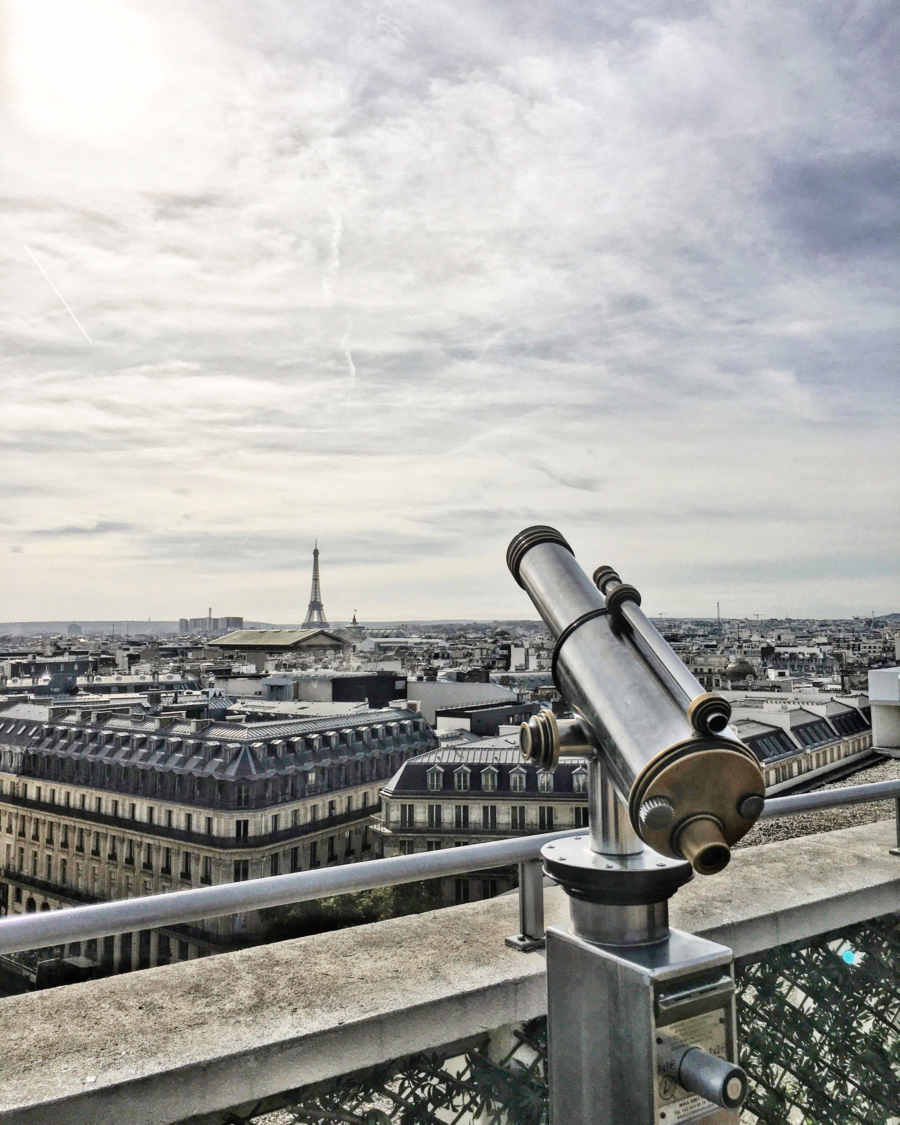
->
[[343, 330, 357, 404], [23, 243, 93, 345]]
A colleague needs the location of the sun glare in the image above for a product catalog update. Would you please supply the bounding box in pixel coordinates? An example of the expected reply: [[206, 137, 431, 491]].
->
[[9, 0, 159, 136]]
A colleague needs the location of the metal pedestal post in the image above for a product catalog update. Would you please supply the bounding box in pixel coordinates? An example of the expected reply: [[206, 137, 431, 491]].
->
[[543, 765, 747, 1125]]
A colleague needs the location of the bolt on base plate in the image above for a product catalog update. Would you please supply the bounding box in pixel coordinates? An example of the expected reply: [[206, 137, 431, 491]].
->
[[505, 933, 546, 952]]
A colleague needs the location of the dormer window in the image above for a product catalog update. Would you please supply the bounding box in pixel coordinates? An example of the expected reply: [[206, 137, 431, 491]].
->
[[573, 767, 588, 795], [454, 766, 471, 791], [427, 766, 444, 792], [481, 767, 498, 792], [510, 768, 526, 793], [538, 771, 554, 793]]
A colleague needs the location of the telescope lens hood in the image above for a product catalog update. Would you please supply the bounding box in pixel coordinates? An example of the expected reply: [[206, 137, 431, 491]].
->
[[506, 525, 574, 587]]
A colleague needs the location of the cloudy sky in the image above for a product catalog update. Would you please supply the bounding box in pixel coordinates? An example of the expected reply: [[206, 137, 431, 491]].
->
[[1, 0, 898, 622]]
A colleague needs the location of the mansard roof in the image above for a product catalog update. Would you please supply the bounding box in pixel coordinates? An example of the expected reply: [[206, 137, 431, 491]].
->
[[382, 744, 589, 798], [0, 706, 435, 784]]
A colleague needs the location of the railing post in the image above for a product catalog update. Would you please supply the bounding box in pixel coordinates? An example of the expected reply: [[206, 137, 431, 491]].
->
[[505, 859, 545, 951], [890, 798, 900, 857]]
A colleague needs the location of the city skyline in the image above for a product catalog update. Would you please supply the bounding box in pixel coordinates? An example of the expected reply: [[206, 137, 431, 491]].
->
[[2, 1, 899, 621]]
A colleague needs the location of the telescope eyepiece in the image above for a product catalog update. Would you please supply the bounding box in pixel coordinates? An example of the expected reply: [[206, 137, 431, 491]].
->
[[675, 816, 731, 875]]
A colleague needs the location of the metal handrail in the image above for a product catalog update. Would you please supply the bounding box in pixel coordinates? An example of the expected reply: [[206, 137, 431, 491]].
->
[[1, 776, 898, 957], [0, 828, 586, 955], [759, 777, 900, 818]]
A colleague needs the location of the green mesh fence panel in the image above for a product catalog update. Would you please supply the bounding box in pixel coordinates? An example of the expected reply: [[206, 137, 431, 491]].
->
[[736, 912, 900, 1125], [231, 913, 900, 1125], [238, 1022, 549, 1125]]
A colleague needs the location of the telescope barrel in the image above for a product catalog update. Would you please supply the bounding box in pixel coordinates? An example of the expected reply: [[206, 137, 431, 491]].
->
[[508, 526, 764, 873]]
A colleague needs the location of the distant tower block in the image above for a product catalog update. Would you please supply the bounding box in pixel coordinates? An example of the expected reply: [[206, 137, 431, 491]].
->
[[302, 541, 330, 628]]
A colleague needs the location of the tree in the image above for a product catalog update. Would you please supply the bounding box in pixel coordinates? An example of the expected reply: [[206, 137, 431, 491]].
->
[[260, 878, 444, 942]]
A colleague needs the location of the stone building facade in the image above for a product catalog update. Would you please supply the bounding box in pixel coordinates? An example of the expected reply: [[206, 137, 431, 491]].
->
[[374, 739, 589, 905], [0, 701, 434, 974]]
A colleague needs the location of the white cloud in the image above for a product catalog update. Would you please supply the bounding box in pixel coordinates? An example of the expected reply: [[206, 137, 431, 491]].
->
[[0, 0, 898, 620]]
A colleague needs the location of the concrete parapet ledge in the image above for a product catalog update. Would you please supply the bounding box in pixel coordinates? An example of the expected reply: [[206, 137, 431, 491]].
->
[[0, 821, 898, 1125]]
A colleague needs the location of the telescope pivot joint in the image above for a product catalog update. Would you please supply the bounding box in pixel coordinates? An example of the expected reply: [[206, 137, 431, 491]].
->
[[520, 710, 592, 771]]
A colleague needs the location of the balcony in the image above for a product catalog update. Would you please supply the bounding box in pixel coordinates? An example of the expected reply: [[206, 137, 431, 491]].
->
[[0, 812, 898, 1123], [0, 792, 380, 850]]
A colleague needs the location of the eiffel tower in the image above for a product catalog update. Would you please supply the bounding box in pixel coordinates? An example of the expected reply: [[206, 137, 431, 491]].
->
[[302, 541, 330, 628]]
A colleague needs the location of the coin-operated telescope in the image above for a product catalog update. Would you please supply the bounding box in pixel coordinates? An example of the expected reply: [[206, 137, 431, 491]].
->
[[506, 526, 765, 1125]]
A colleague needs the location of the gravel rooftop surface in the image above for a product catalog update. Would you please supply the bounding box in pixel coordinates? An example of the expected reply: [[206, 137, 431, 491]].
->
[[735, 754, 900, 849]]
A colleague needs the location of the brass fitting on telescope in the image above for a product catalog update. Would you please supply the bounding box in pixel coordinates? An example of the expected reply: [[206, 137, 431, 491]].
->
[[673, 816, 732, 876], [687, 692, 732, 736], [631, 740, 764, 873]]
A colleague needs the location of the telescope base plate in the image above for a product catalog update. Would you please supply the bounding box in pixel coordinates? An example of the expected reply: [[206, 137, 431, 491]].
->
[[541, 833, 692, 906]]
